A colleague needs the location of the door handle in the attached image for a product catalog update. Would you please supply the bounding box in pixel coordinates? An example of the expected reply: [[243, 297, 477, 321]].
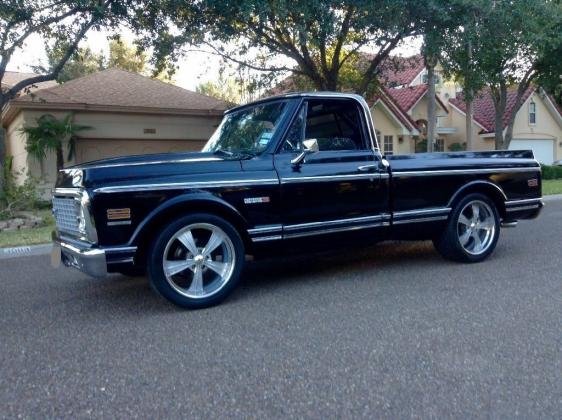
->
[[357, 164, 379, 172]]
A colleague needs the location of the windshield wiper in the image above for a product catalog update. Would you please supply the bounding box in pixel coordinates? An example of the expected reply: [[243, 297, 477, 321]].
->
[[213, 149, 256, 160], [213, 149, 235, 157]]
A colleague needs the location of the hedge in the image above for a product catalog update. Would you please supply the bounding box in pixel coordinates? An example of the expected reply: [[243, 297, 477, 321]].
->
[[541, 164, 562, 180]]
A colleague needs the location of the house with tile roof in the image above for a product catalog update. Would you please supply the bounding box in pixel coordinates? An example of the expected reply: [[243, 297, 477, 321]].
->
[[371, 54, 562, 162], [1, 68, 229, 191], [446, 87, 562, 163], [369, 55, 456, 155]]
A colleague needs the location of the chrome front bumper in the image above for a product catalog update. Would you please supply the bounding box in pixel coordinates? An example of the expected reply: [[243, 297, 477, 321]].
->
[[52, 238, 107, 277]]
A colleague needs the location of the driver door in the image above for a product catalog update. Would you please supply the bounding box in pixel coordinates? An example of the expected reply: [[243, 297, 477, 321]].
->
[[274, 98, 389, 239]]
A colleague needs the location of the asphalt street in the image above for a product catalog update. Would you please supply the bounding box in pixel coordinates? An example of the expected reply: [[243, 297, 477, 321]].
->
[[1, 200, 561, 418]]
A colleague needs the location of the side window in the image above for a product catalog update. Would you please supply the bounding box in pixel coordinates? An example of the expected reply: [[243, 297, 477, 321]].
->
[[383, 135, 394, 155], [281, 98, 367, 152]]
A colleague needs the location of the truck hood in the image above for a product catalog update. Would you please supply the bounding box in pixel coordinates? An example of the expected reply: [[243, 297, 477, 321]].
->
[[55, 151, 244, 190]]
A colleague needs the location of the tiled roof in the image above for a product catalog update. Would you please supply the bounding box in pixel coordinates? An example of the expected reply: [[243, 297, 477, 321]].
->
[[385, 85, 428, 112], [369, 87, 419, 132], [1, 71, 58, 91], [385, 85, 449, 114], [11, 68, 228, 113], [450, 86, 535, 133], [377, 55, 425, 87]]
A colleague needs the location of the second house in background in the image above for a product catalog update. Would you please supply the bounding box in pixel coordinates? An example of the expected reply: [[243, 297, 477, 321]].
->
[[370, 55, 562, 163]]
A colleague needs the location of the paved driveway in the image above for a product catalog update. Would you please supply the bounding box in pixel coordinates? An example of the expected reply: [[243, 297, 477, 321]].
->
[[1, 200, 561, 418]]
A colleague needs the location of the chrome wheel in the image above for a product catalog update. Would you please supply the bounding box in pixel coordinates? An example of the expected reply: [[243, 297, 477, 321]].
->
[[457, 200, 496, 255], [162, 223, 236, 299]]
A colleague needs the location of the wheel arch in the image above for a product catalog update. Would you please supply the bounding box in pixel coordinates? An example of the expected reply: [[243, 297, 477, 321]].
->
[[447, 180, 507, 218], [129, 193, 252, 265]]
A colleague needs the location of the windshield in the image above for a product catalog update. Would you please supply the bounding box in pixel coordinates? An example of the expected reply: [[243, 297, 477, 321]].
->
[[203, 100, 289, 155]]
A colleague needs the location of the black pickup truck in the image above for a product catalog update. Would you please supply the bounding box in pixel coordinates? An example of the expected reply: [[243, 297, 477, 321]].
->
[[52, 92, 543, 308]]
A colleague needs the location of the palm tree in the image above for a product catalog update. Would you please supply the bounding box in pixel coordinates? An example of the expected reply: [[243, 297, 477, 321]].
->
[[22, 114, 91, 174]]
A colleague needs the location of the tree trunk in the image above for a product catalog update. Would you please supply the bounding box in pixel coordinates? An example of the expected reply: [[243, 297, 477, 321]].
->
[[494, 107, 504, 150], [465, 96, 473, 150], [426, 64, 436, 153], [0, 126, 5, 202], [56, 144, 64, 172]]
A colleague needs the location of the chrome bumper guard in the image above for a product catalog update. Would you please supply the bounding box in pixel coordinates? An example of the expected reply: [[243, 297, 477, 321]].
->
[[52, 237, 107, 277]]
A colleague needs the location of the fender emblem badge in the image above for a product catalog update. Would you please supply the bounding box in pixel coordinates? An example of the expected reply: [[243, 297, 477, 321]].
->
[[244, 197, 271, 204]]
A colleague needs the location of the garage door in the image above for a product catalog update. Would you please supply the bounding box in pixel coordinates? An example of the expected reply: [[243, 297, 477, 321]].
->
[[76, 138, 206, 164], [509, 139, 554, 164]]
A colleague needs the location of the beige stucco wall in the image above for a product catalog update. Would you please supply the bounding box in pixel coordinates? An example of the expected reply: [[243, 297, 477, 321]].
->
[[371, 104, 414, 154], [446, 92, 562, 157], [4, 109, 222, 190], [445, 104, 492, 151], [5, 112, 29, 185], [510, 92, 562, 160]]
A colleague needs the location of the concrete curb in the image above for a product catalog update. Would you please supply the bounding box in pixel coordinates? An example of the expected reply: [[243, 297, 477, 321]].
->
[[0, 243, 52, 259], [542, 193, 562, 202]]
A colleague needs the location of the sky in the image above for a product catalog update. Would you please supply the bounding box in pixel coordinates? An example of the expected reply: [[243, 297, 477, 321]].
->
[[7, 27, 423, 91]]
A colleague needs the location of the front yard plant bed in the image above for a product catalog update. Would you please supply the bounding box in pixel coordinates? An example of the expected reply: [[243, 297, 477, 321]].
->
[[0, 210, 54, 248]]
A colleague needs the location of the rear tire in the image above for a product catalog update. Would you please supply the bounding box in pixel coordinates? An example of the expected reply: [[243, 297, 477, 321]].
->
[[433, 193, 500, 263], [148, 213, 244, 309]]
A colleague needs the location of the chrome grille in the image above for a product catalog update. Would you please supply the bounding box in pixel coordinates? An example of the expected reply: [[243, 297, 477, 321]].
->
[[52, 196, 81, 236]]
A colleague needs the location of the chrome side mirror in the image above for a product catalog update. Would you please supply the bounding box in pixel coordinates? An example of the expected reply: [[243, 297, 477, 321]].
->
[[291, 138, 318, 167]]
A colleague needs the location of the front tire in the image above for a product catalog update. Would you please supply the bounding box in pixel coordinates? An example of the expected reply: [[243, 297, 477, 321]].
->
[[433, 193, 500, 263], [148, 214, 245, 309]]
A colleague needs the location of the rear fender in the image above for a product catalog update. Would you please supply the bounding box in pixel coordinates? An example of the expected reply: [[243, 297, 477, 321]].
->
[[447, 180, 508, 217]]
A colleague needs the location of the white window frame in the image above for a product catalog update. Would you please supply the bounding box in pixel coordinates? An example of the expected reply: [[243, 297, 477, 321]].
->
[[383, 135, 394, 155], [529, 101, 537, 125]]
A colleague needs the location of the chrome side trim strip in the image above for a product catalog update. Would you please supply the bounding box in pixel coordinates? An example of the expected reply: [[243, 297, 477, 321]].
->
[[392, 215, 449, 225], [284, 214, 389, 231], [505, 198, 543, 206], [393, 207, 451, 218], [505, 204, 541, 212], [284, 222, 386, 239], [392, 167, 540, 177], [94, 179, 279, 194], [251, 235, 283, 243], [74, 157, 223, 170], [248, 225, 283, 235], [107, 220, 132, 226], [104, 246, 138, 254], [107, 257, 135, 264], [282, 173, 382, 184]]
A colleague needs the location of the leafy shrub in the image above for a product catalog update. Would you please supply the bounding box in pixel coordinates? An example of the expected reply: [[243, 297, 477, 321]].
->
[[448, 142, 466, 152], [0, 156, 42, 220], [540, 164, 562, 180]]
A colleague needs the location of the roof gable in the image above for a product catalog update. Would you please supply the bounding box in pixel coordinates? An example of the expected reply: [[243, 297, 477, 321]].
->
[[450, 86, 535, 133], [9, 68, 228, 113], [377, 55, 425, 88]]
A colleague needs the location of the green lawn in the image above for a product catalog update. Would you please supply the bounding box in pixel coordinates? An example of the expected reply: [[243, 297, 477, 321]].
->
[[543, 179, 562, 196], [0, 209, 54, 248]]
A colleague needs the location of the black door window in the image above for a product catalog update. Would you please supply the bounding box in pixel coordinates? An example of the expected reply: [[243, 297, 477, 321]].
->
[[281, 98, 368, 152]]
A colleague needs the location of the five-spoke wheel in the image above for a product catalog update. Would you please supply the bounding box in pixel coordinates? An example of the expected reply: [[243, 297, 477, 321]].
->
[[148, 214, 244, 308], [433, 193, 500, 262], [456, 200, 496, 255]]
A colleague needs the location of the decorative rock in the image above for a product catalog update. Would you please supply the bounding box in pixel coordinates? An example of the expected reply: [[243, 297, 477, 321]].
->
[[9, 218, 24, 229], [0, 221, 8, 230]]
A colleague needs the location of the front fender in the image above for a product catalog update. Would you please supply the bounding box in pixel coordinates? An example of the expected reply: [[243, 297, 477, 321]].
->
[[127, 191, 250, 247]]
